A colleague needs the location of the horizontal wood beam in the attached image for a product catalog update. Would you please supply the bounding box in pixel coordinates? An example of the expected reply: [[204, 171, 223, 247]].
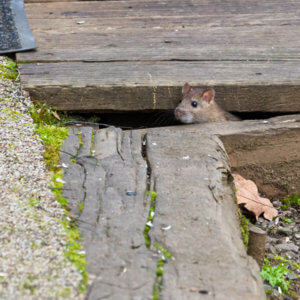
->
[[19, 61, 300, 112]]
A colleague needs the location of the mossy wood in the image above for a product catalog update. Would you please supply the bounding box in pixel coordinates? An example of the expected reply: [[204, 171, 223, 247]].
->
[[151, 115, 300, 197], [18, 0, 300, 112], [60, 118, 300, 298]]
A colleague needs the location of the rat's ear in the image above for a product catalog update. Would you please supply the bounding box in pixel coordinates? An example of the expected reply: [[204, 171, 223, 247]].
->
[[182, 83, 191, 95], [202, 88, 215, 103]]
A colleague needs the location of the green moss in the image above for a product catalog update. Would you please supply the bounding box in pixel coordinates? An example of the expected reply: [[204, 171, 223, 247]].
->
[[77, 130, 83, 147], [60, 218, 88, 292], [0, 58, 18, 80], [29, 197, 40, 208], [154, 242, 171, 259], [237, 208, 249, 248], [0, 97, 10, 102], [78, 201, 84, 213], [105, 226, 110, 237], [70, 158, 77, 164], [23, 282, 36, 295], [143, 191, 157, 248], [33, 103, 88, 293], [152, 243, 172, 300], [30, 243, 38, 249], [30, 102, 73, 126], [34, 125, 68, 172], [90, 129, 95, 155], [51, 171, 68, 208], [282, 194, 300, 209], [2, 107, 22, 121]]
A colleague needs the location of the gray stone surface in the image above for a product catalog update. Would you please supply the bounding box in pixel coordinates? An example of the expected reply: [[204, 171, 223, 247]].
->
[[275, 243, 299, 252], [60, 125, 266, 300]]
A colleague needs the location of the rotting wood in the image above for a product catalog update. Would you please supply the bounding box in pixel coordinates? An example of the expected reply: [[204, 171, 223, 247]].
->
[[147, 115, 300, 197], [59, 116, 300, 298], [247, 226, 267, 269], [18, 61, 300, 112], [146, 130, 265, 299], [60, 124, 267, 299], [60, 126, 156, 299]]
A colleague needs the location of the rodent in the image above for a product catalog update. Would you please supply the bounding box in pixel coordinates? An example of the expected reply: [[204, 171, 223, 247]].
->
[[174, 83, 239, 123]]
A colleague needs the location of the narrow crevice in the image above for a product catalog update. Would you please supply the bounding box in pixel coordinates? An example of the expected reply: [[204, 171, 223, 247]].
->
[[141, 135, 170, 299], [96, 196, 102, 224], [71, 130, 87, 217], [89, 129, 96, 156], [152, 243, 172, 300], [18, 58, 297, 64], [143, 190, 157, 248], [141, 134, 151, 192], [76, 159, 87, 218], [56, 111, 297, 131]]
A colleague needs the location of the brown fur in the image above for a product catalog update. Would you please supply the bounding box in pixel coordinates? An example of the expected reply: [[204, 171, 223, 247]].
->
[[175, 83, 239, 124]]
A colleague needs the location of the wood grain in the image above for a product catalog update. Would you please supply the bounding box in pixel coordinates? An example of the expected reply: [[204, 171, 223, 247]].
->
[[18, 25, 300, 62], [147, 115, 300, 197], [18, 0, 300, 112], [19, 61, 300, 112], [26, 13, 300, 31], [145, 128, 265, 299], [24, 1, 300, 19]]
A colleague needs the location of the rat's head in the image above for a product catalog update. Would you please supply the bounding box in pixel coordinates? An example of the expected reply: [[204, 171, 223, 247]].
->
[[174, 83, 216, 123]]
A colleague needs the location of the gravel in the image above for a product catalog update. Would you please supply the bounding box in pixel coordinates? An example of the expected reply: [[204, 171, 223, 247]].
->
[[0, 57, 83, 299]]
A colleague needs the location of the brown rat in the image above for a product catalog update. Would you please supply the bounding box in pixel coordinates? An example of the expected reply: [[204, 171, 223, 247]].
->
[[175, 83, 239, 123]]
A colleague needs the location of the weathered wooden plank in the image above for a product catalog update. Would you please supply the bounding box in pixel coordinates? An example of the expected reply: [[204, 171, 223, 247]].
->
[[60, 127, 156, 299], [17, 25, 300, 62], [60, 117, 299, 298], [147, 115, 300, 197], [20, 1, 300, 62], [25, 0, 77, 2], [26, 13, 300, 31], [24, 0, 300, 20], [60, 127, 85, 216], [145, 129, 265, 299], [19, 61, 300, 112]]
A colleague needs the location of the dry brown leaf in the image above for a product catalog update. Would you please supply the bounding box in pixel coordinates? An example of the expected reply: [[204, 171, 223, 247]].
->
[[51, 110, 61, 120], [233, 173, 278, 221]]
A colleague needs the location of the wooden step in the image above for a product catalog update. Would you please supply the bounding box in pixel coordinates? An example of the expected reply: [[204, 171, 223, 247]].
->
[[18, 0, 300, 112], [19, 61, 300, 112], [60, 115, 300, 298]]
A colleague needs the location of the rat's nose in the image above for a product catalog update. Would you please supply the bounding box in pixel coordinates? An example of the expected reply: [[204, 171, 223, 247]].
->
[[175, 108, 184, 118]]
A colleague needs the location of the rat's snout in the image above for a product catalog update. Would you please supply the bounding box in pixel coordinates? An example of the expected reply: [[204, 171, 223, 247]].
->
[[175, 107, 185, 119]]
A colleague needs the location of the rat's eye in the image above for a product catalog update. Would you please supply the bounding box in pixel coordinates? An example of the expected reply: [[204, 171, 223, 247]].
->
[[191, 101, 198, 108]]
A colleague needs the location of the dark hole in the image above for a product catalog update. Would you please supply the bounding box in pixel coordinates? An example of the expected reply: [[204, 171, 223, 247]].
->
[[62, 110, 180, 130], [61, 110, 296, 130]]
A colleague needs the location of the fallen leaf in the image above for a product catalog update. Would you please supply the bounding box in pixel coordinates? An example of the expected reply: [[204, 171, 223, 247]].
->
[[233, 173, 278, 221], [51, 110, 61, 120]]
